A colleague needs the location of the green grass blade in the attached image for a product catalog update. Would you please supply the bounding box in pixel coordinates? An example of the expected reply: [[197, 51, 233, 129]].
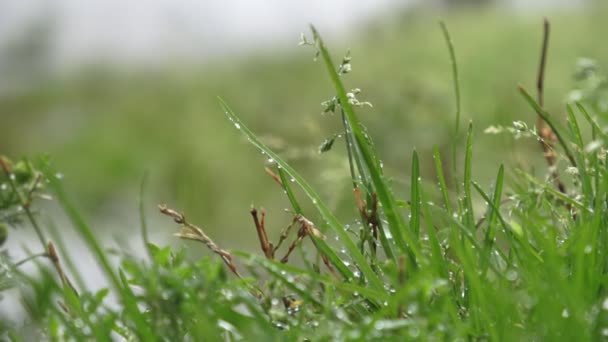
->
[[485, 164, 504, 247], [310, 25, 421, 264], [342, 110, 396, 262], [410, 150, 421, 238], [576, 102, 608, 142], [219, 98, 383, 291], [439, 20, 461, 137], [472, 181, 543, 264], [433, 145, 452, 213], [277, 167, 303, 215], [138, 172, 150, 254], [566, 104, 584, 148], [463, 122, 475, 228], [419, 181, 448, 278], [566, 105, 592, 204], [518, 170, 589, 212], [41, 166, 155, 341], [519, 85, 576, 166], [236, 251, 388, 304]]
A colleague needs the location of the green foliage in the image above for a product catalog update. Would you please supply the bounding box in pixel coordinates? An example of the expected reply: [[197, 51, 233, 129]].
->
[[3, 19, 608, 341]]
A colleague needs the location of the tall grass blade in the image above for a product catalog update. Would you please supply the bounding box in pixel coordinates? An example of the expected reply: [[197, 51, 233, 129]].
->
[[519, 85, 576, 166], [463, 122, 475, 228], [219, 98, 383, 290], [433, 145, 452, 213], [41, 165, 155, 341], [439, 20, 461, 137], [310, 25, 422, 265], [410, 150, 421, 238]]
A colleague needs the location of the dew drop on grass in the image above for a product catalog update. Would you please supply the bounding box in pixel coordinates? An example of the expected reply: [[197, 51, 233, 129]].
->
[[505, 269, 518, 281], [602, 298, 608, 310], [602, 328, 608, 337], [234, 122, 241, 129], [562, 308, 570, 318], [584, 245, 593, 254]]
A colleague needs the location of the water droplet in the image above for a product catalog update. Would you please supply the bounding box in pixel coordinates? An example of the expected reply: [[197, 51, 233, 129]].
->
[[562, 308, 570, 318], [602, 298, 608, 310], [506, 269, 518, 281], [584, 245, 593, 254], [234, 122, 241, 129]]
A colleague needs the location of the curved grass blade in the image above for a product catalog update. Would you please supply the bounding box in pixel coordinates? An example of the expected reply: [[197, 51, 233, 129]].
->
[[41, 165, 155, 341], [236, 251, 388, 304], [342, 111, 396, 262], [219, 98, 383, 291], [310, 25, 421, 264], [472, 181, 543, 264], [518, 170, 589, 213], [519, 85, 576, 166], [576, 102, 608, 142]]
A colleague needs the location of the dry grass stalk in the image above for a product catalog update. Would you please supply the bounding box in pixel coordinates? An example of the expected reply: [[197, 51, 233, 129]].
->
[[158, 204, 242, 278], [535, 18, 566, 193], [48, 241, 79, 296]]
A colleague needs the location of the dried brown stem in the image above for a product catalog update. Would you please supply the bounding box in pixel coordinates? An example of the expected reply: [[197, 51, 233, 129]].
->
[[251, 207, 274, 259], [273, 218, 297, 254], [48, 241, 79, 296], [279, 215, 326, 264], [158, 204, 242, 278], [535, 18, 566, 193], [264, 167, 283, 186]]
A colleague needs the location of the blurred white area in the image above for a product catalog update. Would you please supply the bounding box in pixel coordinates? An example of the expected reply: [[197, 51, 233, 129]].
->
[[0, 0, 588, 69], [0, 0, 411, 68]]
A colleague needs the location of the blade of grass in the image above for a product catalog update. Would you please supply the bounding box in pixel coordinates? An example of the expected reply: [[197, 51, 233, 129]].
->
[[433, 145, 453, 213], [518, 170, 589, 212], [139, 172, 150, 255], [277, 168, 303, 215], [219, 99, 383, 291], [340, 109, 395, 261], [575, 102, 608, 142], [519, 85, 576, 166], [310, 25, 421, 265], [419, 179, 448, 279], [566, 105, 592, 205], [463, 122, 475, 228], [474, 182, 545, 265], [484, 165, 504, 247], [236, 251, 388, 303], [410, 150, 421, 238], [439, 21, 461, 139], [41, 165, 155, 341]]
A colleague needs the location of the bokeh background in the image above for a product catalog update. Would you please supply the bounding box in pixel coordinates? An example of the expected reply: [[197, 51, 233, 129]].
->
[[1, 0, 607, 256]]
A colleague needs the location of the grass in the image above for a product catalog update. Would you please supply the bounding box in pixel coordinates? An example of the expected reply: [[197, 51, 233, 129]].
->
[[2, 11, 608, 340]]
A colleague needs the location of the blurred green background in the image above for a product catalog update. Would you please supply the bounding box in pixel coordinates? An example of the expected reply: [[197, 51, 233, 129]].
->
[[1, 1, 607, 251]]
